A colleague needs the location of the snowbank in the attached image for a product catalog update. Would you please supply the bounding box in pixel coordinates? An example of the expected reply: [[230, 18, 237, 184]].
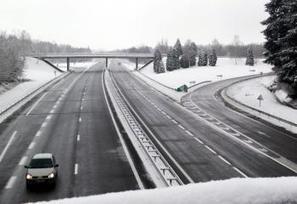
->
[[0, 57, 62, 114], [37, 177, 297, 204], [226, 75, 297, 130]]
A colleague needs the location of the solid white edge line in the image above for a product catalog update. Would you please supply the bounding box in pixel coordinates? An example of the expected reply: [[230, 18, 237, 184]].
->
[[0, 131, 17, 162], [19, 156, 28, 166], [102, 70, 145, 190], [5, 176, 17, 189], [26, 92, 47, 116], [74, 163, 78, 175]]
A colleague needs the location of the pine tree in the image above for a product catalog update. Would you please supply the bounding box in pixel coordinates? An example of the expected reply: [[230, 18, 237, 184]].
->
[[174, 39, 183, 58], [180, 54, 190, 68], [189, 42, 198, 66], [245, 47, 254, 66], [198, 50, 208, 66], [153, 49, 165, 73], [262, 0, 297, 90], [208, 49, 217, 66], [166, 48, 180, 71]]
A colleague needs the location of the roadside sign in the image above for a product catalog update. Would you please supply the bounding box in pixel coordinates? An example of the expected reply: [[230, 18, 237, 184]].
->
[[257, 94, 264, 107]]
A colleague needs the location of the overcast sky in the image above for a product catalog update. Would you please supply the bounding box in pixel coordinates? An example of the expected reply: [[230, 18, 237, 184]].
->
[[0, 0, 269, 50]]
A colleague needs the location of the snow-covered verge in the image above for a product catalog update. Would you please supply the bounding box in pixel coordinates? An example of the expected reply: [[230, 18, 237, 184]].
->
[[0, 57, 62, 116], [56, 60, 100, 72], [123, 58, 272, 101], [37, 177, 297, 204], [225, 75, 297, 133]]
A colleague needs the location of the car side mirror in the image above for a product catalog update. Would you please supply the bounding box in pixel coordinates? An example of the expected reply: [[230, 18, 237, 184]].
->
[[24, 165, 29, 169], [55, 164, 59, 168]]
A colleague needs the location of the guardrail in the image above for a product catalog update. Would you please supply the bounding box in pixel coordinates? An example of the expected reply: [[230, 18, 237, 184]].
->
[[105, 69, 184, 187]]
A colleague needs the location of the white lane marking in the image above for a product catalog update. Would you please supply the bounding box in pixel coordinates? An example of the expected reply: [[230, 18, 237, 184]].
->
[[41, 122, 47, 128], [0, 131, 17, 162], [205, 145, 217, 154], [46, 115, 52, 121], [79, 117, 82, 123], [74, 163, 78, 175], [166, 115, 172, 120], [19, 156, 28, 166], [194, 137, 204, 144], [28, 142, 35, 150], [26, 93, 47, 116], [171, 119, 178, 124], [50, 109, 54, 114], [5, 176, 17, 189], [36, 130, 42, 137], [80, 106, 83, 111], [77, 134, 80, 141], [185, 130, 194, 137], [233, 167, 248, 177], [178, 125, 185, 130], [218, 155, 232, 166], [257, 131, 270, 138], [53, 104, 57, 109]]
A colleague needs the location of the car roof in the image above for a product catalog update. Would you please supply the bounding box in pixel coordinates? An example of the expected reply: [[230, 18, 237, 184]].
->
[[32, 153, 53, 159]]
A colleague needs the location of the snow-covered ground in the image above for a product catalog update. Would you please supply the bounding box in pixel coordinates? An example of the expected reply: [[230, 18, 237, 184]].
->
[[125, 58, 272, 90], [38, 177, 297, 204], [0, 57, 63, 115], [226, 75, 297, 128]]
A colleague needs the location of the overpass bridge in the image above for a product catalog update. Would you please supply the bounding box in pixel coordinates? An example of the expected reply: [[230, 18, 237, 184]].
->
[[33, 53, 155, 71]]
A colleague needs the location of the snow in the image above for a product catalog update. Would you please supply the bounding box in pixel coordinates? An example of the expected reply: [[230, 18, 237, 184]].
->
[[0, 57, 62, 115], [37, 177, 297, 204], [55, 60, 99, 72], [122, 57, 272, 101], [226, 75, 297, 126]]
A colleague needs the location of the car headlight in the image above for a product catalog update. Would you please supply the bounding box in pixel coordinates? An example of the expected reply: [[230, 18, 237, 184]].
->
[[48, 173, 55, 178], [26, 174, 32, 180]]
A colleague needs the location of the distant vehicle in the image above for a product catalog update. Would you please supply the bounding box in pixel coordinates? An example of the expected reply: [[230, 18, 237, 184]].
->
[[25, 153, 59, 188]]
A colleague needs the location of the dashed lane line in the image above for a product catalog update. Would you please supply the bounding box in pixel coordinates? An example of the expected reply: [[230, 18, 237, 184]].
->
[[233, 167, 248, 177], [218, 155, 232, 166], [5, 176, 17, 189], [178, 125, 185, 130], [205, 145, 217, 154], [194, 137, 204, 144], [74, 163, 78, 175], [185, 130, 194, 137], [171, 119, 178, 124], [79, 117, 82, 123], [0, 131, 17, 162], [77, 134, 80, 142], [28, 142, 35, 150], [35, 130, 42, 137], [19, 156, 27, 166]]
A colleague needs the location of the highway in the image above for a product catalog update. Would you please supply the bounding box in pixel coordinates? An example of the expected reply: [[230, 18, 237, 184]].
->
[[0, 62, 139, 203], [109, 61, 296, 181], [188, 76, 297, 174], [0, 60, 296, 203]]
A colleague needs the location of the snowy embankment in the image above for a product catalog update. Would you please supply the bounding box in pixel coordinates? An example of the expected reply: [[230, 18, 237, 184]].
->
[[56, 60, 99, 72], [38, 177, 297, 204], [124, 58, 272, 101], [226, 75, 297, 132], [0, 57, 62, 117]]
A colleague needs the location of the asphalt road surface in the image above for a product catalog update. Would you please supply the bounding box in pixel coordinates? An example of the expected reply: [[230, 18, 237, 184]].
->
[[110, 61, 296, 183], [0, 62, 138, 203]]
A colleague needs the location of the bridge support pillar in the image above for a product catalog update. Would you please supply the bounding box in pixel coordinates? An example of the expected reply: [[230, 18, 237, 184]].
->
[[135, 57, 139, 70], [66, 57, 70, 71], [106, 58, 108, 68]]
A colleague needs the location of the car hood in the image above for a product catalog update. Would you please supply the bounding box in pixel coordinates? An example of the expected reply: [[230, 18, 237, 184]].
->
[[27, 168, 54, 177]]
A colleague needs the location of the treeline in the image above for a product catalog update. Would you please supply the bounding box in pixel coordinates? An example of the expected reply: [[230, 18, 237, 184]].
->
[[0, 31, 91, 82]]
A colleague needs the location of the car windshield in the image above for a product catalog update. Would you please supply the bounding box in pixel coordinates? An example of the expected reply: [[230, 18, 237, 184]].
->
[[29, 158, 53, 168]]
